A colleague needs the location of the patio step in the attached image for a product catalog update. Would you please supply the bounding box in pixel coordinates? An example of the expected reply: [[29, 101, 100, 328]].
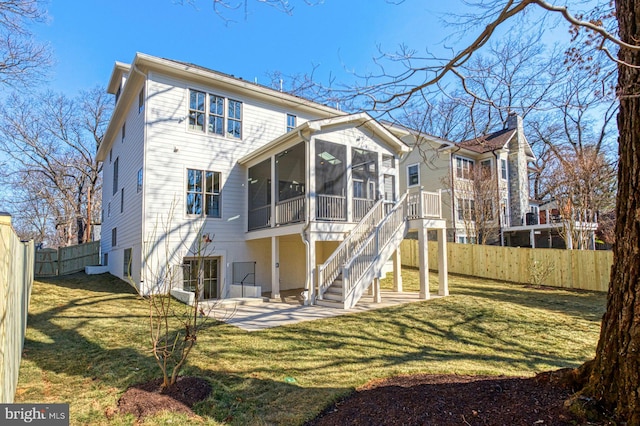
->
[[315, 297, 345, 309]]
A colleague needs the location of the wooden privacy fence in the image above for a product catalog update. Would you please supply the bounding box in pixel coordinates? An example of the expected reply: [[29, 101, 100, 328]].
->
[[0, 213, 35, 403], [401, 240, 613, 292], [35, 241, 100, 277]]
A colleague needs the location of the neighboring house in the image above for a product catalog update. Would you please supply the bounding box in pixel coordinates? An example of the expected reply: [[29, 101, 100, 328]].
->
[[96, 53, 449, 310], [399, 113, 597, 249]]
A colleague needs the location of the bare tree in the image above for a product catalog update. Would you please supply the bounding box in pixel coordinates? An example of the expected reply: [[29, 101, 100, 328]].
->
[[346, 0, 639, 421], [0, 88, 110, 246], [0, 0, 51, 88], [143, 202, 221, 388], [541, 145, 616, 249]]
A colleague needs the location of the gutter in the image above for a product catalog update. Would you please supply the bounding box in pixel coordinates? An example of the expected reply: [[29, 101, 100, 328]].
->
[[298, 129, 313, 305]]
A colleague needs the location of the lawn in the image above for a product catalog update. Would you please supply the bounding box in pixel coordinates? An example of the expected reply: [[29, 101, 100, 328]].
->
[[16, 269, 606, 425]]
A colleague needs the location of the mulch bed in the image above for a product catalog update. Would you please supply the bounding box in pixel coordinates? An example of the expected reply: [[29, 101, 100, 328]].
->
[[114, 372, 611, 425], [115, 376, 212, 421], [305, 372, 605, 426]]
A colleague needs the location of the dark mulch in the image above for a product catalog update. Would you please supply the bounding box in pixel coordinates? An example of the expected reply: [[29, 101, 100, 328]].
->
[[305, 371, 606, 426], [114, 372, 610, 425], [115, 376, 212, 421]]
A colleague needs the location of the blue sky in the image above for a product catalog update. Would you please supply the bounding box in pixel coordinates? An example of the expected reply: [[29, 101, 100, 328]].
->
[[31, 0, 472, 96]]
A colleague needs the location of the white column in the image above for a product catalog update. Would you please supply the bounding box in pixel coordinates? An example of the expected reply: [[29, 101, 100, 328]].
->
[[392, 247, 403, 292], [308, 234, 316, 304], [418, 222, 430, 300], [373, 277, 381, 303], [530, 229, 536, 248], [270, 155, 276, 227], [271, 236, 280, 300], [437, 227, 449, 296]]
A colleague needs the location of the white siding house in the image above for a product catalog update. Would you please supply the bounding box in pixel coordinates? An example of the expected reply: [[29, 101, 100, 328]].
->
[[97, 53, 449, 309], [400, 114, 598, 248]]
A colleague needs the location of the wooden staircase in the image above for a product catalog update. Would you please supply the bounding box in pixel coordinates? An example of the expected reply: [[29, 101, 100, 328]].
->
[[316, 194, 408, 309]]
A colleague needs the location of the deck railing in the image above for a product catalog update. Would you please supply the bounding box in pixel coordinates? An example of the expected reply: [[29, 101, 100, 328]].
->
[[342, 194, 407, 297], [248, 205, 271, 231], [276, 195, 305, 225], [317, 199, 386, 298], [317, 194, 346, 221], [353, 198, 375, 222], [407, 190, 441, 219]]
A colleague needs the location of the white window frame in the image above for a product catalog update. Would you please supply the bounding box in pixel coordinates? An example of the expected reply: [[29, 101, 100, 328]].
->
[[501, 159, 508, 180], [186, 168, 222, 218], [137, 168, 143, 193], [286, 113, 297, 132], [455, 156, 474, 180], [188, 89, 242, 139], [407, 163, 420, 187]]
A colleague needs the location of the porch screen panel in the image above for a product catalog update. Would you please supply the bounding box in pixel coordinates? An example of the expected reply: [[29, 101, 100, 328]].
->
[[275, 143, 306, 224], [316, 140, 346, 220], [352, 147, 378, 220], [248, 158, 271, 230]]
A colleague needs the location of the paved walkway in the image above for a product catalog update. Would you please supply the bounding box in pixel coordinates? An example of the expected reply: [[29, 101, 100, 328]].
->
[[203, 291, 441, 331]]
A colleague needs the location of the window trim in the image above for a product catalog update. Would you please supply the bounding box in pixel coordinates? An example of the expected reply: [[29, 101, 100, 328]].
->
[[187, 89, 243, 140], [286, 113, 297, 132], [407, 163, 420, 187], [137, 168, 143, 193], [455, 156, 474, 180], [501, 159, 508, 180], [113, 157, 119, 195], [111, 227, 117, 247], [186, 168, 222, 218], [123, 248, 132, 277]]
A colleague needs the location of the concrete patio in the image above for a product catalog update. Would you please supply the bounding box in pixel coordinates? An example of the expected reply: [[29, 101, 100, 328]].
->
[[202, 289, 441, 332]]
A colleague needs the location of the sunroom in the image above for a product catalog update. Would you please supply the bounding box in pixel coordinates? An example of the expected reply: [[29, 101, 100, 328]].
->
[[241, 113, 408, 235], [238, 113, 412, 304]]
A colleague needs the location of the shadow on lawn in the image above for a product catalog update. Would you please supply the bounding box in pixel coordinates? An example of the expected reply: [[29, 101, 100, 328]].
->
[[448, 276, 607, 322], [23, 276, 342, 425], [35, 271, 139, 295]]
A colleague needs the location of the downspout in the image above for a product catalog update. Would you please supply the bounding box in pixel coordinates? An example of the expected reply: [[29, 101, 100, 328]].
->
[[449, 147, 460, 243], [131, 62, 148, 291], [492, 150, 504, 246], [298, 129, 313, 305]]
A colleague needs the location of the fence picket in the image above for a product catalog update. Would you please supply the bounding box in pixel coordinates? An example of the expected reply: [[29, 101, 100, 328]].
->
[[400, 240, 612, 292]]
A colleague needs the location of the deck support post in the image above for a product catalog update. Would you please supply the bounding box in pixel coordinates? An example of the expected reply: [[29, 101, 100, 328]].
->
[[392, 247, 402, 292], [418, 222, 430, 300], [437, 227, 449, 296], [373, 277, 381, 303], [271, 236, 280, 300]]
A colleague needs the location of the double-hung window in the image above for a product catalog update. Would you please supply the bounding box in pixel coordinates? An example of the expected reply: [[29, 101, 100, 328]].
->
[[456, 157, 474, 180], [209, 95, 224, 135], [189, 89, 242, 139], [407, 164, 419, 186], [113, 157, 119, 195], [189, 90, 206, 132], [501, 159, 508, 180], [187, 169, 221, 218], [286, 114, 297, 132], [227, 99, 242, 139], [457, 198, 475, 221]]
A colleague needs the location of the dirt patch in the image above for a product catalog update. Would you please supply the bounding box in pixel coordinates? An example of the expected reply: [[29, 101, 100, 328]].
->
[[115, 376, 211, 421], [305, 372, 607, 426]]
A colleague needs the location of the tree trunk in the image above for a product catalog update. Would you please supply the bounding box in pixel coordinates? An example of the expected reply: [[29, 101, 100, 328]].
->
[[586, 0, 640, 422]]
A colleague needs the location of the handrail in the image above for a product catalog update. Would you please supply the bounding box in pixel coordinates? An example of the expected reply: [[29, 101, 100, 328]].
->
[[342, 193, 407, 298], [317, 198, 386, 298]]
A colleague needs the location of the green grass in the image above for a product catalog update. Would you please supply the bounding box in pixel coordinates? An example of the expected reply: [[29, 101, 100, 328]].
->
[[16, 270, 606, 425]]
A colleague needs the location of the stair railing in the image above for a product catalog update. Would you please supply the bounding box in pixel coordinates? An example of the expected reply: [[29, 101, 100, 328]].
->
[[317, 198, 386, 299], [342, 193, 407, 298]]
